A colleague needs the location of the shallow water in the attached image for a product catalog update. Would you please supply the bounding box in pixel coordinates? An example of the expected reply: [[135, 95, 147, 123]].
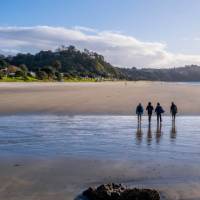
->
[[1, 115, 200, 200], [0, 115, 200, 163]]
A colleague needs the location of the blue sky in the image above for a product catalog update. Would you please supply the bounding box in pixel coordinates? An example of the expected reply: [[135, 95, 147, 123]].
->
[[1, 0, 200, 68]]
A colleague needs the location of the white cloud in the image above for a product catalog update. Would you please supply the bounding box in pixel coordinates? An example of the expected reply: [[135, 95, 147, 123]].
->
[[0, 26, 200, 68], [73, 26, 98, 33]]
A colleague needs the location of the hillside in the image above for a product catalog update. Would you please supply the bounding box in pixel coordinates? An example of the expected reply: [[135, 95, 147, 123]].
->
[[121, 65, 200, 81], [4, 46, 125, 80], [1, 46, 200, 81]]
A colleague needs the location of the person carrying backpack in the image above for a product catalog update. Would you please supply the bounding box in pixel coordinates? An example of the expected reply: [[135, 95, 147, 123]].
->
[[136, 103, 144, 123], [155, 102, 164, 123]]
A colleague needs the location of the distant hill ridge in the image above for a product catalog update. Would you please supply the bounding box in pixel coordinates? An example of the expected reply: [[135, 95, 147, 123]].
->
[[1, 45, 200, 81]]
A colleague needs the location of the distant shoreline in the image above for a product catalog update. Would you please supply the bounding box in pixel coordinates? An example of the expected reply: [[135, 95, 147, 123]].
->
[[2, 79, 200, 83]]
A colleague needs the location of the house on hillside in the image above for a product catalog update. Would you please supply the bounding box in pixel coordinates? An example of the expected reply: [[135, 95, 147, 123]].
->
[[0, 67, 8, 75], [0, 65, 21, 77], [7, 65, 21, 77]]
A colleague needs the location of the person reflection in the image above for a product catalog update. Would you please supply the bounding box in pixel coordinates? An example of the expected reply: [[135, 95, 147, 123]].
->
[[156, 122, 162, 144], [147, 124, 152, 145], [170, 120, 177, 140], [136, 121, 143, 144]]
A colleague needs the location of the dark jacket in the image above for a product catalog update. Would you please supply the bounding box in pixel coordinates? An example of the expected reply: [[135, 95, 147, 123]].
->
[[171, 104, 178, 114], [146, 105, 154, 115], [136, 105, 143, 115], [155, 105, 164, 115]]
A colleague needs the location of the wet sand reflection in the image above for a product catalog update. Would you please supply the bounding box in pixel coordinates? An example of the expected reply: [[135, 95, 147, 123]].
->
[[170, 120, 177, 140], [135, 120, 177, 145], [147, 124, 152, 145], [136, 122, 143, 144], [156, 122, 162, 144]]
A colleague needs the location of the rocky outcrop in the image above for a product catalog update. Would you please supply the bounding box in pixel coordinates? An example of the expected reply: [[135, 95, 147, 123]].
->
[[82, 183, 160, 200]]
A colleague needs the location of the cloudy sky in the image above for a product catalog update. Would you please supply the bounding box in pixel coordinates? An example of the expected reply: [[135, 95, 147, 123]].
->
[[1, 0, 200, 68]]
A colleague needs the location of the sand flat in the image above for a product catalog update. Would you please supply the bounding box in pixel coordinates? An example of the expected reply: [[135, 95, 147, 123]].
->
[[0, 157, 200, 200], [0, 81, 199, 115]]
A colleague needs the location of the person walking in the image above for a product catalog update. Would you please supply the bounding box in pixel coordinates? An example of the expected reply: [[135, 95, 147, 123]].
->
[[136, 103, 144, 123], [146, 102, 154, 123], [170, 102, 178, 121], [155, 102, 164, 123]]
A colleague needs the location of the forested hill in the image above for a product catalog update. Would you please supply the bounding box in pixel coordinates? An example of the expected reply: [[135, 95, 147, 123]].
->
[[4, 46, 125, 79], [1, 45, 200, 81], [121, 65, 200, 81]]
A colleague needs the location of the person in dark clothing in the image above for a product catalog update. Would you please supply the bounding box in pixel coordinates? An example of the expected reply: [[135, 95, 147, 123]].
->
[[170, 102, 178, 121], [146, 102, 154, 123], [155, 102, 164, 123], [136, 103, 143, 123]]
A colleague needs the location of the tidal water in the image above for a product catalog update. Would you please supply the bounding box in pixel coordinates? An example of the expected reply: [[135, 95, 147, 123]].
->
[[0, 115, 200, 163]]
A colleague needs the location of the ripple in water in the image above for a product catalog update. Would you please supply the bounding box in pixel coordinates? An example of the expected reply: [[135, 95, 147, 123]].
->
[[0, 115, 199, 163]]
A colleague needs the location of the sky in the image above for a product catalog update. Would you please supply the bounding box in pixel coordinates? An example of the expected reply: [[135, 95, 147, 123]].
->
[[1, 0, 200, 68]]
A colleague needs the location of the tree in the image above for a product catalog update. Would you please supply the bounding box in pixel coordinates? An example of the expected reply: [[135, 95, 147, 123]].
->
[[0, 54, 5, 59], [55, 71, 62, 81], [56, 45, 68, 52], [41, 66, 55, 79], [19, 64, 28, 77], [52, 60, 62, 71], [36, 70, 48, 80], [2, 45, 126, 80], [67, 45, 76, 53], [0, 59, 8, 69], [19, 64, 28, 72], [0, 70, 4, 79], [15, 70, 25, 78]]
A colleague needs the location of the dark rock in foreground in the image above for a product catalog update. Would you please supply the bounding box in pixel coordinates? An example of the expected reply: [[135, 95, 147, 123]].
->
[[82, 183, 160, 200]]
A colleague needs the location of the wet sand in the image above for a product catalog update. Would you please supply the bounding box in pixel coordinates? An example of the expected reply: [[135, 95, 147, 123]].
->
[[1, 157, 200, 200], [1, 115, 200, 200], [1, 82, 200, 200], [0, 81, 200, 115]]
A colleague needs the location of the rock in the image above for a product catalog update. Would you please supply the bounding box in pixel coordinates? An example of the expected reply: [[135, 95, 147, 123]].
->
[[82, 183, 160, 200]]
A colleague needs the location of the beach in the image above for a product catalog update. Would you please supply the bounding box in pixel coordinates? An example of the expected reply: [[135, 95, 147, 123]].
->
[[0, 81, 200, 115], [0, 114, 200, 200], [1, 82, 200, 200], [1, 157, 200, 200]]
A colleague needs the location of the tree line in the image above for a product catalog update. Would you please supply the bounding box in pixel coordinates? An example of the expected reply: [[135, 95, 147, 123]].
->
[[1, 45, 200, 81]]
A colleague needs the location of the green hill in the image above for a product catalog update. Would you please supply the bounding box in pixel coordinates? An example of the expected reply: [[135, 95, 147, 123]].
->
[[1, 46, 200, 82], [5, 46, 125, 80]]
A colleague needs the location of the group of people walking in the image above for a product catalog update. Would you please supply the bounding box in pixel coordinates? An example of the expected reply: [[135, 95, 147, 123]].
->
[[136, 102, 178, 123]]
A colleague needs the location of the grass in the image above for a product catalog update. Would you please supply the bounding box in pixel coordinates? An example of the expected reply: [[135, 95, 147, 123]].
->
[[0, 76, 116, 82], [0, 76, 39, 82], [63, 77, 97, 82]]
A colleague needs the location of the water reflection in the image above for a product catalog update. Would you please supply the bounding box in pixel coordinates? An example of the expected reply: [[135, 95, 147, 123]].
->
[[147, 124, 152, 145], [155, 122, 162, 144], [136, 122, 143, 144], [170, 120, 177, 140], [136, 121, 165, 145], [135, 120, 178, 146], [0, 115, 194, 160]]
